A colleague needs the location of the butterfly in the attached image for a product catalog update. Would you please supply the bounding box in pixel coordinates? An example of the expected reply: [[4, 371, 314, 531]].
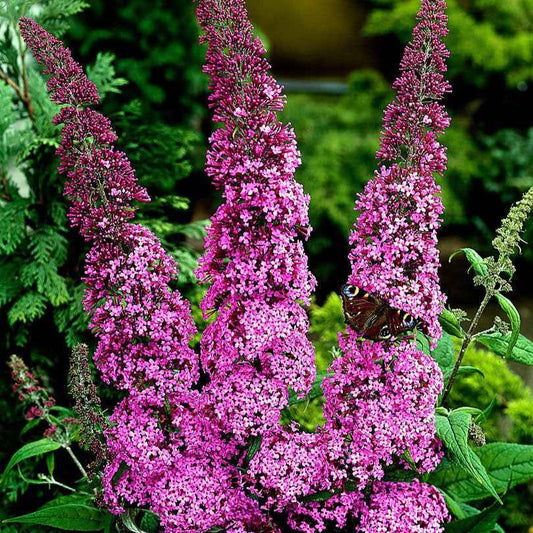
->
[[341, 284, 421, 341]]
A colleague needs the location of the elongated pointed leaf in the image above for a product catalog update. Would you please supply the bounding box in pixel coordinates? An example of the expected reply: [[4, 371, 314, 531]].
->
[[450, 248, 488, 277], [435, 412, 502, 503], [431, 331, 456, 383], [3, 503, 106, 531], [477, 330, 533, 367], [1, 439, 61, 481], [429, 443, 533, 502], [440, 308, 465, 339], [244, 435, 262, 466], [456, 366, 484, 378], [444, 504, 500, 533], [494, 293, 520, 358]]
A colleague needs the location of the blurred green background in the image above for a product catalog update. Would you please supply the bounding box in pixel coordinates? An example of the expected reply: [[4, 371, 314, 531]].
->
[[0, 0, 532, 531]]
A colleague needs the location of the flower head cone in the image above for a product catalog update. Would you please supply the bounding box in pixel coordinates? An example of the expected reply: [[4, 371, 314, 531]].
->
[[195, 0, 316, 440], [19, 19, 198, 395], [321, 0, 451, 523], [19, 19, 222, 525], [348, 0, 450, 338]]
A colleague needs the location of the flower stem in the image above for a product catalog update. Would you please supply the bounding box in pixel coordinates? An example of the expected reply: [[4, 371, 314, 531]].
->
[[441, 290, 492, 404], [63, 444, 88, 479]]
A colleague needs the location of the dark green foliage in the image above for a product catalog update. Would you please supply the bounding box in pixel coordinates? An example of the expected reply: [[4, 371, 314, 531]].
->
[[115, 100, 208, 287], [67, 0, 205, 120], [0, 3, 119, 349], [365, 0, 533, 89]]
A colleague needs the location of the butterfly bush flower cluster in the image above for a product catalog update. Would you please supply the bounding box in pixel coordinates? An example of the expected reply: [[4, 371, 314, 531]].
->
[[312, 0, 450, 529], [195, 0, 316, 441], [20, 0, 452, 529], [19, 19, 263, 533], [348, 0, 450, 337]]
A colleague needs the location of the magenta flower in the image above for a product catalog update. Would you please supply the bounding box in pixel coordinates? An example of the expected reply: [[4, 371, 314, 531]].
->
[[323, 336, 443, 486], [195, 0, 316, 441], [347, 0, 450, 338], [20, 0, 452, 530], [19, 19, 249, 531], [247, 425, 345, 510], [358, 480, 448, 533], [320, 0, 451, 529]]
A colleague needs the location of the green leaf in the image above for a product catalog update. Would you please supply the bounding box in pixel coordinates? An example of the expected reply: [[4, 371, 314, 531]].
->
[[20, 417, 41, 436], [244, 435, 262, 466], [87, 52, 127, 98], [431, 331, 456, 384], [429, 443, 533, 502], [1, 439, 61, 481], [0, 260, 23, 306], [457, 366, 484, 378], [435, 412, 502, 503], [450, 248, 488, 277], [0, 200, 27, 255], [440, 308, 465, 339], [476, 332, 533, 365], [46, 453, 55, 476], [454, 407, 483, 417], [122, 510, 145, 533], [416, 330, 431, 355], [475, 397, 497, 425], [301, 489, 336, 502], [3, 502, 106, 531], [7, 292, 47, 325], [493, 293, 521, 358], [139, 511, 159, 533], [444, 504, 500, 533], [441, 489, 467, 519]]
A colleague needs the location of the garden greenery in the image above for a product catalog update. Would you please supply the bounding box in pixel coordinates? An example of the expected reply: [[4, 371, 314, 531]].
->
[[1, 0, 533, 532]]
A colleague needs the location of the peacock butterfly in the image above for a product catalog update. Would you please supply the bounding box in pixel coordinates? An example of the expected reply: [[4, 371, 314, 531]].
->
[[341, 284, 421, 341]]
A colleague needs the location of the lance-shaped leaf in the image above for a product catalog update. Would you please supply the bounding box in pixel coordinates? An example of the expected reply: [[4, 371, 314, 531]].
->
[[477, 331, 533, 365], [435, 411, 502, 504], [1, 439, 61, 482], [439, 308, 465, 339], [430, 442, 533, 502], [494, 292, 520, 358]]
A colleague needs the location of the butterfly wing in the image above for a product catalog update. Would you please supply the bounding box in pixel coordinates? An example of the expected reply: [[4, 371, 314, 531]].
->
[[341, 284, 387, 338], [386, 308, 420, 337], [342, 284, 421, 340]]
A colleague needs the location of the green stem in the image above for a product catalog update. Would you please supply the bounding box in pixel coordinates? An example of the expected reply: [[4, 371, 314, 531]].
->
[[45, 476, 76, 493], [63, 444, 88, 479], [441, 290, 493, 404]]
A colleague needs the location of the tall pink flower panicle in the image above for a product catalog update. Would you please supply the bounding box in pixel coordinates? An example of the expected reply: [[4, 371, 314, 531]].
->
[[319, 1, 450, 530], [195, 0, 316, 440], [348, 0, 450, 338], [19, 19, 197, 396], [19, 19, 256, 532]]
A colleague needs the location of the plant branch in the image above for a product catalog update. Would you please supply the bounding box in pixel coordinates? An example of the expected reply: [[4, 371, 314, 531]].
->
[[16, 30, 35, 122], [63, 444, 89, 479], [0, 68, 26, 102], [1, 171, 12, 201], [441, 290, 493, 404]]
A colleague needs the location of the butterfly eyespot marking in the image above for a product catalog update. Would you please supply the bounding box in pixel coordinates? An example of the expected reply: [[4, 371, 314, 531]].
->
[[380, 325, 391, 339], [342, 284, 359, 297], [402, 314, 416, 329]]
